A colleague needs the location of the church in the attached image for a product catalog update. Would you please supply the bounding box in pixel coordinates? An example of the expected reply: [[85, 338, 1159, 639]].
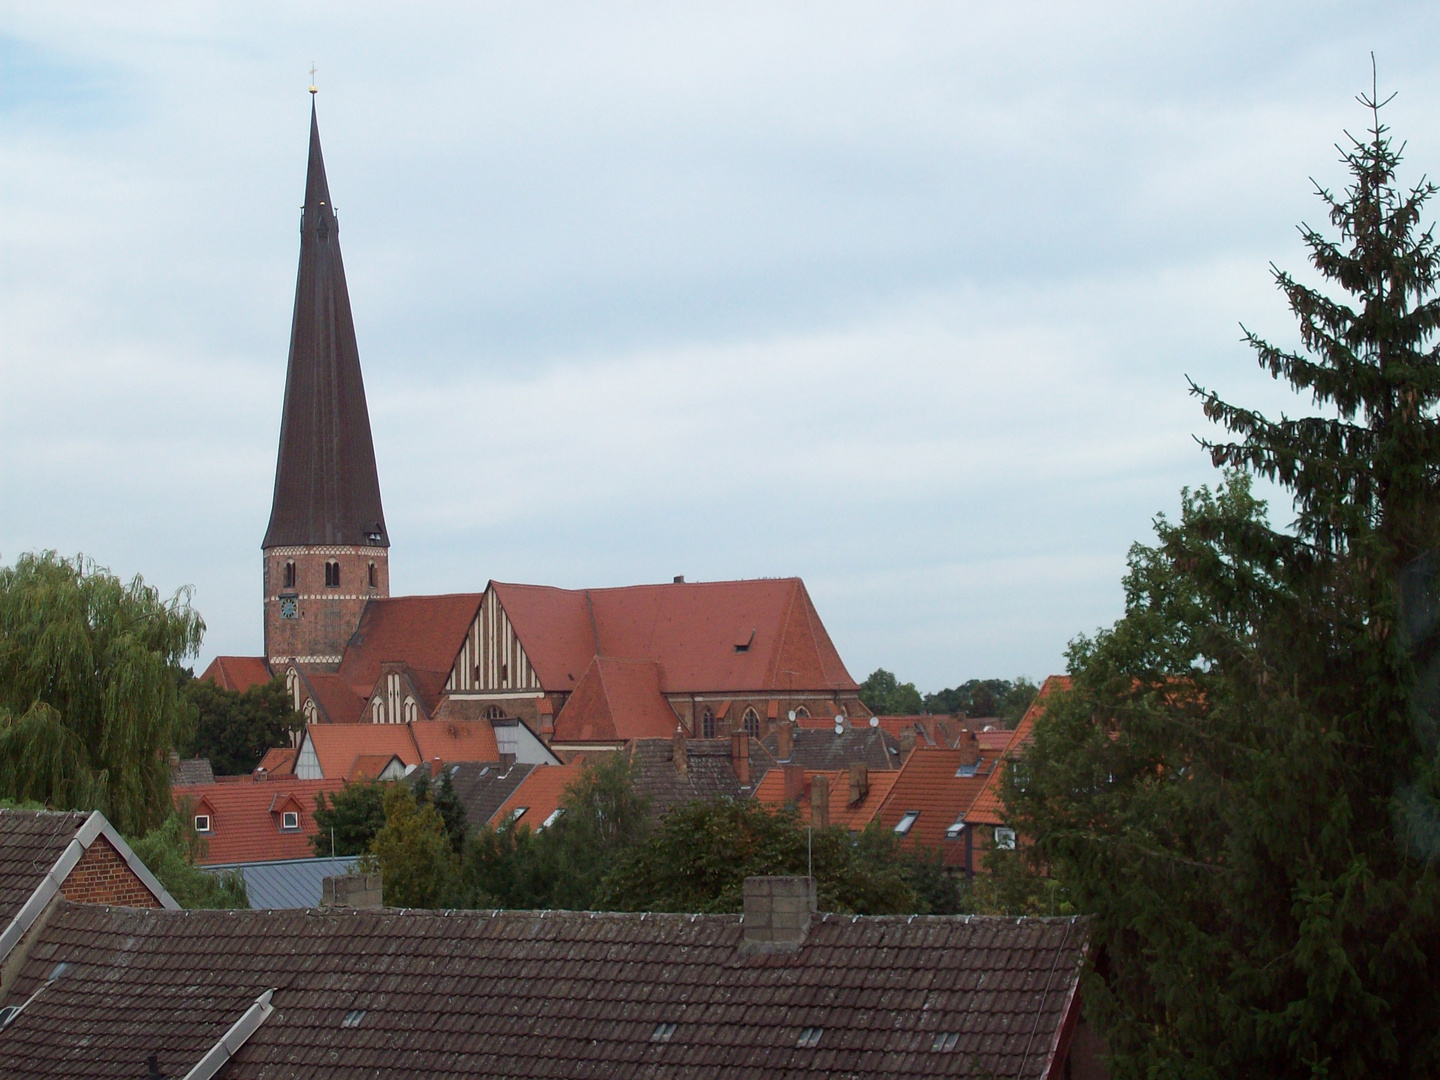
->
[[204, 102, 869, 752]]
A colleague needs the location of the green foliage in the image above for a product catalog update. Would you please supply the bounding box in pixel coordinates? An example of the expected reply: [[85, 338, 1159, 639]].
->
[[368, 783, 461, 908], [922, 677, 1038, 723], [183, 676, 302, 775], [0, 551, 204, 834], [312, 780, 388, 857], [858, 668, 923, 715], [1009, 92, 1440, 1079], [129, 811, 247, 909], [410, 768, 468, 853]]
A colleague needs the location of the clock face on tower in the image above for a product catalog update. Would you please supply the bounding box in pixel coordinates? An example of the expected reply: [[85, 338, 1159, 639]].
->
[[280, 596, 298, 620]]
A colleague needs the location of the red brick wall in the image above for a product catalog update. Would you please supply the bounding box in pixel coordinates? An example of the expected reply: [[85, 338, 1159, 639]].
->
[[59, 835, 163, 908], [263, 545, 388, 669]]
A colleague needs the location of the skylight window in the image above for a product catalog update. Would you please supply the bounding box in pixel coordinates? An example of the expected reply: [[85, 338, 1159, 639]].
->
[[651, 1022, 677, 1043], [341, 1009, 366, 1028], [932, 1032, 960, 1052], [955, 761, 979, 777], [946, 820, 966, 840], [894, 811, 919, 835], [797, 1027, 823, 1048], [509, 807, 528, 823], [541, 809, 565, 829]]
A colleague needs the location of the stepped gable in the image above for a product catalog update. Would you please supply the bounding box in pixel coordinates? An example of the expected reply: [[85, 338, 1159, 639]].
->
[[200, 656, 272, 693], [492, 578, 858, 694], [335, 592, 485, 693], [0, 902, 1091, 1080], [551, 657, 677, 742], [263, 101, 387, 550]]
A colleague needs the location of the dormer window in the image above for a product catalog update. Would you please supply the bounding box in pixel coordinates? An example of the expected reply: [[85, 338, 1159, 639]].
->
[[194, 813, 212, 833], [325, 561, 341, 587], [281, 811, 299, 830], [283, 560, 295, 588]]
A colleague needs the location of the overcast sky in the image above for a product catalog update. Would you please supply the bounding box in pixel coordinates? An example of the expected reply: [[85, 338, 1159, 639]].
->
[[3, 3, 1439, 691]]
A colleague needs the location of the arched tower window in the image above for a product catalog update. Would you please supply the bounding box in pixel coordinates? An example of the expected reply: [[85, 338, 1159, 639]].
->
[[368, 562, 378, 589], [403, 697, 418, 724], [701, 708, 715, 739], [743, 707, 761, 738], [283, 561, 296, 588], [325, 561, 341, 587], [483, 705, 508, 721]]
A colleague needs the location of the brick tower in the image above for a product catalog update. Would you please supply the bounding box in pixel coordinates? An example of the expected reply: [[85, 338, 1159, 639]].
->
[[262, 98, 389, 672]]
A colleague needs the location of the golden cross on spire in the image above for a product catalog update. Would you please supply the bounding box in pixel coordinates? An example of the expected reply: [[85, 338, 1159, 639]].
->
[[309, 63, 318, 95]]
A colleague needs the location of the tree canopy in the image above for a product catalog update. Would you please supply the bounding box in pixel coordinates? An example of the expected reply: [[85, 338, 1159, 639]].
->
[[129, 810, 248, 909], [857, 668, 923, 715], [1009, 90, 1440, 1078], [184, 675, 302, 776], [0, 551, 204, 834]]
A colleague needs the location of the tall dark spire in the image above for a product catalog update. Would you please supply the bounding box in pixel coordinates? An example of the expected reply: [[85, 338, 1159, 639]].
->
[[263, 102, 388, 549]]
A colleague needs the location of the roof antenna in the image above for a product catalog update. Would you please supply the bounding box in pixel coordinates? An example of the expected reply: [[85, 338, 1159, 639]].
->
[[309, 62, 318, 96]]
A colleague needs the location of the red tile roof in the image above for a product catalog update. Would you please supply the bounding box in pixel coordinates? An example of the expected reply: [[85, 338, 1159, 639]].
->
[[409, 719, 501, 765], [752, 767, 900, 829], [348, 754, 404, 780], [335, 593, 484, 697], [256, 747, 298, 776], [878, 747, 995, 861], [489, 762, 587, 830], [173, 777, 345, 865], [966, 675, 1071, 827], [199, 656, 272, 693], [300, 672, 367, 724], [492, 578, 857, 695], [551, 658, 678, 742], [301, 724, 421, 781]]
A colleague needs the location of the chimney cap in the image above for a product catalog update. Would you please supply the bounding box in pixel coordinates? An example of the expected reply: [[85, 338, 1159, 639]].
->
[[673, 574, 685, 583]]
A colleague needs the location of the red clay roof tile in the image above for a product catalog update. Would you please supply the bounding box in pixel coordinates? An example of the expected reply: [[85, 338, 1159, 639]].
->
[[335, 593, 484, 695], [552, 658, 678, 742], [489, 762, 587, 830], [966, 675, 1071, 826], [878, 747, 995, 860], [172, 777, 346, 865], [199, 656, 272, 693]]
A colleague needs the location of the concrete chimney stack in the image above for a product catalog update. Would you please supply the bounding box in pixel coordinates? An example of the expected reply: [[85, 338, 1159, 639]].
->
[[848, 762, 869, 805], [742, 876, 816, 952], [322, 872, 383, 909], [673, 728, 688, 774]]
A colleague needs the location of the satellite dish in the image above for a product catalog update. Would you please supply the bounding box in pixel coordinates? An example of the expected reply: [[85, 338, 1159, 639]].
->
[[834, 723, 844, 735], [869, 716, 879, 727], [788, 710, 796, 722]]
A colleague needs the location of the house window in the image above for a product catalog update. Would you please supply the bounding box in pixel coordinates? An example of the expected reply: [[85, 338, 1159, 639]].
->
[[283, 560, 295, 588], [995, 827, 1017, 850], [372, 699, 384, 723], [194, 814, 211, 833], [483, 705, 507, 721], [403, 698, 418, 724], [368, 562, 378, 588], [894, 811, 919, 835], [281, 811, 299, 830], [325, 560, 340, 587], [701, 708, 715, 739], [742, 707, 761, 738]]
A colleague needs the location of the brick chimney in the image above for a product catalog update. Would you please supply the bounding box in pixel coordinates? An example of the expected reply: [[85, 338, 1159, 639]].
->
[[783, 763, 806, 805], [810, 773, 830, 828], [673, 728, 688, 774], [848, 762, 869, 805], [958, 729, 980, 767], [776, 719, 794, 761], [731, 730, 750, 787], [742, 876, 816, 952], [322, 872, 383, 909]]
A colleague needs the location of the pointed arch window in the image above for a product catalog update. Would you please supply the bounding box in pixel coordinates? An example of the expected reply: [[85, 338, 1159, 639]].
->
[[743, 707, 761, 738], [793, 706, 810, 719], [483, 705, 508, 721], [283, 561, 296, 588], [325, 561, 341, 587], [701, 708, 715, 739]]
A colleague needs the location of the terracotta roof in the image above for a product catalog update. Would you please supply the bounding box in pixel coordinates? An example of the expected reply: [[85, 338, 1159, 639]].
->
[[175, 777, 346, 865], [263, 102, 388, 550], [552, 657, 678, 742], [760, 725, 904, 772], [448, 762, 537, 829], [298, 671, 367, 725], [335, 593, 484, 695], [753, 767, 900, 829], [492, 578, 858, 695], [410, 719, 501, 764], [489, 762, 586, 830], [348, 753, 404, 780], [199, 655, 272, 693], [0, 901, 1089, 1080], [257, 747, 298, 776], [300, 724, 420, 781], [170, 757, 216, 786], [966, 675, 1071, 827], [878, 747, 995, 862]]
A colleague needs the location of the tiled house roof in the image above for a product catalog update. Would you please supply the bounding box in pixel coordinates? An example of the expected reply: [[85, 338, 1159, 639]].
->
[[759, 724, 904, 773], [552, 657, 679, 743], [335, 592, 484, 697], [170, 757, 216, 786], [0, 901, 1091, 1080], [410, 719, 501, 765], [257, 746, 299, 775], [752, 767, 900, 829], [199, 655, 272, 693], [490, 762, 587, 830], [878, 747, 995, 864], [174, 778, 347, 865], [447, 762, 537, 829], [966, 676, 1070, 828], [624, 737, 751, 817]]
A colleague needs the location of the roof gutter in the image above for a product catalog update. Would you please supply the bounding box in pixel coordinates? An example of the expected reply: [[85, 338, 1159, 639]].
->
[[0, 811, 179, 966], [181, 988, 275, 1080]]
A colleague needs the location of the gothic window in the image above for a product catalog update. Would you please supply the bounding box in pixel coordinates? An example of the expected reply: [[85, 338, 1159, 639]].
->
[[283, 561, 296, 588], [483, 705, 508, 721], [743, 707, 761, 738], [793, 706, 810, 719], [403, 697, 418, 724], [368, 562, 377, 589], [701, 708, 715, 739], [325, 561, 341, 587], [372, 698, 384, 723]]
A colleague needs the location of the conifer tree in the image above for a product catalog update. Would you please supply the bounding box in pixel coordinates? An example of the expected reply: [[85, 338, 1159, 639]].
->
[[1009, 82, 1440, 1078]]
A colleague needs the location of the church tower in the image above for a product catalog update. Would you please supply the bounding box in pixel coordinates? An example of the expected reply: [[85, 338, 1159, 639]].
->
[[263, 100, 389, 672]]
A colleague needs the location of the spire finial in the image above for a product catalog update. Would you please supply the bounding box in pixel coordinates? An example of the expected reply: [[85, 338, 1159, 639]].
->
[[309, 62, 318, 96]]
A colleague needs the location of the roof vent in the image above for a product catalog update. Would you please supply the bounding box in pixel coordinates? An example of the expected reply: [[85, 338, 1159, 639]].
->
[[342, 1009, 366, 1028], [932, 1032, 960, 1051], [651, 1022, 677, 1043], [146, 1054, 165, 1080], [797, 1027, 823, 1048]]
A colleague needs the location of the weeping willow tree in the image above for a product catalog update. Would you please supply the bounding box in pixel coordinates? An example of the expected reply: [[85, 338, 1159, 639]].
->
[[0, 551, 204, 834]]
